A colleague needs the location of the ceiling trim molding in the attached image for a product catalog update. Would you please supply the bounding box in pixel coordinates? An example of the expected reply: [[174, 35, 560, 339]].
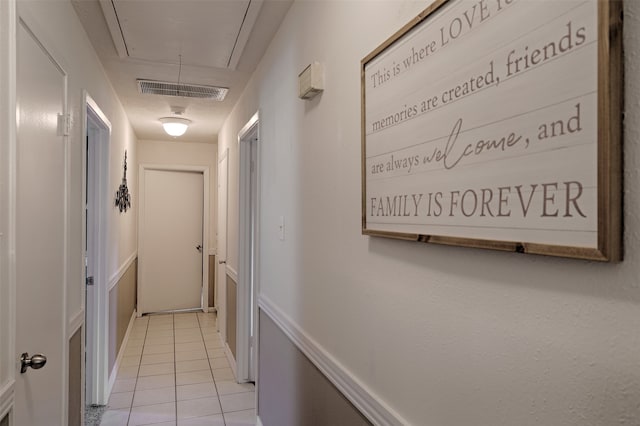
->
[[99, 0, 128, 58], [227, 0, 264, 70]]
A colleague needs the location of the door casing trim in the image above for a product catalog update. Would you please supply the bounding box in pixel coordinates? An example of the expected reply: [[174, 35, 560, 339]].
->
[[237, 111, 260, 383], [82, 91, 112, 405], [0, 0, 17, 422]]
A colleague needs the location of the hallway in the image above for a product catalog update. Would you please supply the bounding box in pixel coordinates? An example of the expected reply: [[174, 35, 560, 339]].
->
[[0, 0, 638, 425], [99, 312, 255, 426]]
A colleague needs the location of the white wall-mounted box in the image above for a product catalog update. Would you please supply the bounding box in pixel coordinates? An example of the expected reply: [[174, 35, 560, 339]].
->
[[298, 62, 323, 100]]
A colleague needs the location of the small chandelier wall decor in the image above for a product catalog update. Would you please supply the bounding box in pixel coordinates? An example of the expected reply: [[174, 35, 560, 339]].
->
[[115, 150, 131, 213]]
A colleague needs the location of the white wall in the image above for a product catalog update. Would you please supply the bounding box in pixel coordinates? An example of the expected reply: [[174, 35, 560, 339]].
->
[[219, 0, 640, 424], [16, 0, 138, 335], [137, 139, 218, 251]]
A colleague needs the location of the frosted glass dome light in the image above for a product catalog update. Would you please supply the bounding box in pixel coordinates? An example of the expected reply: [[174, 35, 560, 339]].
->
[[160, 117, 191, 137]]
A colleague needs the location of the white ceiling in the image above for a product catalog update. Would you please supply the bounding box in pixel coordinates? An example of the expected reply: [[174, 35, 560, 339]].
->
[[72, 0, 293, 143]]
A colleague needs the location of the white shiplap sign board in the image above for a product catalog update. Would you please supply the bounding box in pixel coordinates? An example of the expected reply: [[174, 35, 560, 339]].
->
[[361, 0, 622, 261]]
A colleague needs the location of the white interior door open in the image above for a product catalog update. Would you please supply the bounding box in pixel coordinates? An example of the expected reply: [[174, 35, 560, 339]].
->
[[139, 169, 205, 314], [14, 17, 68, 425]]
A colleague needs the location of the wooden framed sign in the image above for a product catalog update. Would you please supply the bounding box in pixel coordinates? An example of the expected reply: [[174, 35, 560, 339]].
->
[[361, 0, 622, 261]]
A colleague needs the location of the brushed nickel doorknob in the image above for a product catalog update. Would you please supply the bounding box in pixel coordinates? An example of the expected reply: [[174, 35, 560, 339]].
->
[[20, 352, 47, 374]]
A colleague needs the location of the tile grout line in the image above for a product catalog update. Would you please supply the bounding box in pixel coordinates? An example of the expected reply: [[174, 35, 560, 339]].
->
[[173, 313, 178, 426], [197, 311, 226, 425], [126, 315, 148, 426]]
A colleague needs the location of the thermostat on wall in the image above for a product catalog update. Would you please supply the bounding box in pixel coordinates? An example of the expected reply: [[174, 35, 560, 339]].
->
[[298, 62, 323, 100]]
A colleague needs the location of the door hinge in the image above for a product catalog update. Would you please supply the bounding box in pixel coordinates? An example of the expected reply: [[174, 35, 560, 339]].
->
[[86, 276, 94, 286], [57, 113, 70, 136]]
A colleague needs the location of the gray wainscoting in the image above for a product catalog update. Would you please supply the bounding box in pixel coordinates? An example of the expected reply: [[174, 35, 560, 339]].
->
[[226, 274, 237, 359], [108, 259, 137, 372], [68, 327, 82, 426], [258, 309, 372, 426]]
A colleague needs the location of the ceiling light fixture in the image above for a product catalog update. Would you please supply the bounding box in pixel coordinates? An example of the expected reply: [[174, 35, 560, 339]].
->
[[160, 116, 191, 137], [159, 56, 192, 137]]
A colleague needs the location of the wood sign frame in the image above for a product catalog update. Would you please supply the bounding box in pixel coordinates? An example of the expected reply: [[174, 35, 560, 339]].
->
[[361, 0, 623, 261]]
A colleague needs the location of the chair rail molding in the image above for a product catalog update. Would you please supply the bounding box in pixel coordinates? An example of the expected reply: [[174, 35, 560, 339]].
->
[[258, 295, 408, 426]]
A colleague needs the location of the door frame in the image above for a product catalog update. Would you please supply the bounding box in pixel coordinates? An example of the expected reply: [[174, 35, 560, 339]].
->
[[217, 149, 229, 342], [0, 0, 17, 422], [81, 92, 111, 405], [237, 112, 260, 383], [137, 164, 210, 315]]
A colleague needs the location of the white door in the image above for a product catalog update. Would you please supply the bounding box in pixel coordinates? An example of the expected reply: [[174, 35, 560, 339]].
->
[[217, 150, 229, 337], [14, 18, 67, 425], [139, 169, 204, 314]]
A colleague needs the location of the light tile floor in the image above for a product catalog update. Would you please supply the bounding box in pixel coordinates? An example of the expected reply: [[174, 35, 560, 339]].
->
[[100, 312, 256, 426]]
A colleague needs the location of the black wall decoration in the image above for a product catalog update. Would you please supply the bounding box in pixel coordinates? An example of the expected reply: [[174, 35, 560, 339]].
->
[[115, 150, 131, 213]]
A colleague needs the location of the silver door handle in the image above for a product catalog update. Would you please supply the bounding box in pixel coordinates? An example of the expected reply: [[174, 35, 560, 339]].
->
[[196, 245, 202, 252], [218, 260, 226, 264], [20, 352, 47, 373]]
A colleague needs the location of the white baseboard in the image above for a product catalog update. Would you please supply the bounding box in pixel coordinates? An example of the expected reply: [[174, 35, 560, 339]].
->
[[107, 309, 137, 397], [225, 341, 237, 379], [256, 415, 264, 426], [258, 295, 408, 426]]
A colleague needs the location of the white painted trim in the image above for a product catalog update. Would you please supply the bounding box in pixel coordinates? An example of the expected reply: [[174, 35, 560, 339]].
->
[[0, 381, 14, 420], [98, 0, 127, 59], [107, 310, 137, 398], [258, 295, 409, 426], [83, 92, 112, 406], [238, 112, 260, 140], [217, 148, 229, 341], [0, 0, 16, 422], [138, 164, 209, 315], [202, 168, 210, 314], [139, 163, 212, 173], [225, 342, 237, 378], [209, 248, 217, 256], [237, 111, 260, 383], [85, 94, 112, 131], [67, 309, 84, 337], [256, 415, 264, 426], [108, 251, 138, 292], [227, 0, 264, 70], [226, 266, 238, 283]]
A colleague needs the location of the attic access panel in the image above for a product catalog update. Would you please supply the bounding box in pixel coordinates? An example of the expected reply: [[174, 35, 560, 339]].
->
[[104, 0, 251, 69]]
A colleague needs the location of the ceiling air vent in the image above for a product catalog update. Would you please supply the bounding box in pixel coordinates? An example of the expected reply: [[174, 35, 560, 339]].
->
[[137, 79, 228, 101]]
